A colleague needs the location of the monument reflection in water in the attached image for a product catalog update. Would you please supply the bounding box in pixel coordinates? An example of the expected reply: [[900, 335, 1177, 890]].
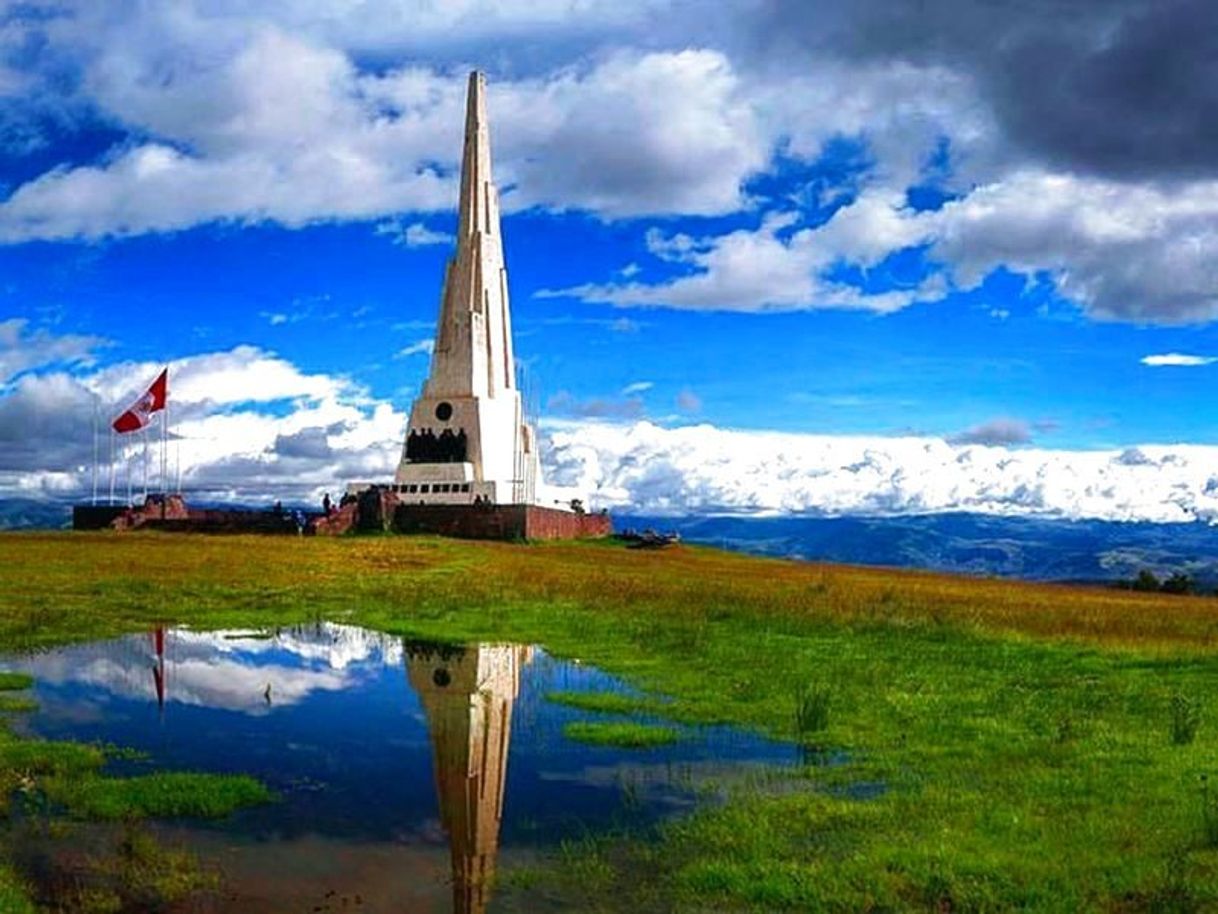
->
[[143, 629, 527, 913], [406, 641, 531, 914], [47, 627, 527, 912], [7, 624, 797, 910]]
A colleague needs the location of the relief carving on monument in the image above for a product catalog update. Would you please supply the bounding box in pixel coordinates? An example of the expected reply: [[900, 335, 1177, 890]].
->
[[405, 428, 469, 464]]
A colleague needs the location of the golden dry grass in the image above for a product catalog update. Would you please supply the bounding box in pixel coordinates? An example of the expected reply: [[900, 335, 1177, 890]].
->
[[0, 531, 1210, 652]]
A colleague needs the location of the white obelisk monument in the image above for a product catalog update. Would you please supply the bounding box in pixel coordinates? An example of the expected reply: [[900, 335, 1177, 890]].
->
[[393, 71, 550, 507]]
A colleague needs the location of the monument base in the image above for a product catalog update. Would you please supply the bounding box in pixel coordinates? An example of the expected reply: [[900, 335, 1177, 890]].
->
[[393, 503, 612, 541], [72, 504, 131, 530], [312, 489, 610, 540], [73, 495, 313, 534], [77, 491, 612, 542]]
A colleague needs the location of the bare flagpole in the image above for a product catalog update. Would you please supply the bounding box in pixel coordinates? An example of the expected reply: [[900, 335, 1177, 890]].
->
[[109, 425, 116, 505], [161, 394, 169, 516], [142, 426, 149, 503], [126, 437, 133, 506], [91, 393, 99, 506]]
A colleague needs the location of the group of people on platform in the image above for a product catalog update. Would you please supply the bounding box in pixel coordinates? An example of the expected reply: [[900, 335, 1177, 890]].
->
[[405, 427, 468, 464]]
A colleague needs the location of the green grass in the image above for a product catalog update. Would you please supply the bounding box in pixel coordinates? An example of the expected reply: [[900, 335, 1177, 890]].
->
[[0, 865, 35, 914], [794, 680, 832, 739], [546, 690, 660, 717], [0, 622, 272, 908], [0, 671, 32, 691], [0, 730, 105, 776], [42, 771, 273, 820], [23, 822, 220, 913], [0, 694, 36, 713], [563, 720, 680, 749], [1172, 692, 1203, 745], [3, 532, 1218, 910]]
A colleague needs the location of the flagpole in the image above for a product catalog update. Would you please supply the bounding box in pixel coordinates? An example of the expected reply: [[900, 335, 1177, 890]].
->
[[127, 438, 133, 506], [91, 394, 99, 506], [109, 427, 116, 505], [142, 426, 149, 504], [160, 399, 169, 518], [162, 399, 169, 497]]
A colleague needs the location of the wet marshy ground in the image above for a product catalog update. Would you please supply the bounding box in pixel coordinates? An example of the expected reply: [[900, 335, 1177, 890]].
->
[[2, 623, 798, 912]]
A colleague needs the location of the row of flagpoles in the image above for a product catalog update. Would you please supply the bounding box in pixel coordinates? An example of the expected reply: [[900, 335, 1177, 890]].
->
[[91, 367, 177, 506]]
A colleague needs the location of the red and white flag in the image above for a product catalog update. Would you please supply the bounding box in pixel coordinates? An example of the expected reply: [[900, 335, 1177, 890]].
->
[[112, 368, 168, 434]]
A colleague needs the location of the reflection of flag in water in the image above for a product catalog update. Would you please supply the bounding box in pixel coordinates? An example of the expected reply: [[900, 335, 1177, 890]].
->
[[151, 627, 166, 711], [113, 369, 168, 434]]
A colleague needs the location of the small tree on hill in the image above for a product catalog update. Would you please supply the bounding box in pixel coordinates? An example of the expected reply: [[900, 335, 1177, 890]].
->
[[1131, 570, 1160, 592], [1161, 572, 1198, 595]]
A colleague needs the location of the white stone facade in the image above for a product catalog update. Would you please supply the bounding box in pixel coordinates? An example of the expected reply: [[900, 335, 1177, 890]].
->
[[392, 72, 548, 507]]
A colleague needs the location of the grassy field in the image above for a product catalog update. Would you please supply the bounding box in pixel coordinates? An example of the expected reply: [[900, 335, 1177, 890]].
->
[[3, 531, 1218, 911], [562, 720, 681, 748]]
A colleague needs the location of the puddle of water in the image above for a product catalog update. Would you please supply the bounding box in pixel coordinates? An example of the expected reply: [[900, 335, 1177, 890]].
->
[[2, 623, 797, 912]]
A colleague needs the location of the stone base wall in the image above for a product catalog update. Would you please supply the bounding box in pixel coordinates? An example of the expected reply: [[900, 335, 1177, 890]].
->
[[72, 505, 131, 530], [311, 502, 358, 536], [73, 495, 193, 531], [521, 506, 613, 540], [73, 492, 612, 541], [393, 502, 612, 541], [73, 495, 312, 534], [358, 488, 400, 532]]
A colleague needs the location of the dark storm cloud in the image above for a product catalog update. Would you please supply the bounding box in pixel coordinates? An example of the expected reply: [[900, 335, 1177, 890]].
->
[[749, 0, 1218, 180]]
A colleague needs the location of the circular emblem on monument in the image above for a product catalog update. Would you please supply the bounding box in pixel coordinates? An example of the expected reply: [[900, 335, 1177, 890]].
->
[[435, 402, 453, 422]]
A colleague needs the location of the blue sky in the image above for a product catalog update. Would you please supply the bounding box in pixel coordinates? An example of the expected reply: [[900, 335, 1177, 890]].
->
[[1, 1, 1217, 519], [5, 213, 1215, 449]]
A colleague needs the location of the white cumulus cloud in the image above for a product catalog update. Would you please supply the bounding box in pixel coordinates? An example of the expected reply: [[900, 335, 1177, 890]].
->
[[0, 342, 405, 504], [555, 171, 1218, 321], [1141, 353, 1216, 367], [542, 420, 1218, 524], [376, 220, 454, 247]]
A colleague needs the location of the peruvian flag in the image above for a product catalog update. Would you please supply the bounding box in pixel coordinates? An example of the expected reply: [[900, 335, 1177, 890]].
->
[[112, 368, 168, 434]]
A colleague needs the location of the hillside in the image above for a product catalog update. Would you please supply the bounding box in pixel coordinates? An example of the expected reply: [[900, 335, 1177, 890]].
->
[[1, 532, 1217, 911]]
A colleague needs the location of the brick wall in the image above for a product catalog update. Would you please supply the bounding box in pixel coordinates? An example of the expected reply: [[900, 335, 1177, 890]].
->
[[522, 506, 613, 540], [311, 502, 358, 536], [73, 491, 612, 541], [393, 502, 612, 541]]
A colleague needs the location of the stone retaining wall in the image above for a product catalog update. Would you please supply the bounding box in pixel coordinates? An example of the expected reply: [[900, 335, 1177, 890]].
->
[[73, 492, 611, 541], [393, 502, 611, 540]]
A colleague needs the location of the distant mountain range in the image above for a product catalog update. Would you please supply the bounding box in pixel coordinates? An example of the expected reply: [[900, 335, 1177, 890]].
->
[[617, 513, 1218, 585], [6, 498, 1217, 585], [0, 499, 72, 531]]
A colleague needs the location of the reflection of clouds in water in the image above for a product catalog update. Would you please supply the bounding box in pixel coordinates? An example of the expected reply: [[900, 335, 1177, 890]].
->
[[170, 658, 352, 713], [170, 623, 405, 670], [19, 622, 404, 715]]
